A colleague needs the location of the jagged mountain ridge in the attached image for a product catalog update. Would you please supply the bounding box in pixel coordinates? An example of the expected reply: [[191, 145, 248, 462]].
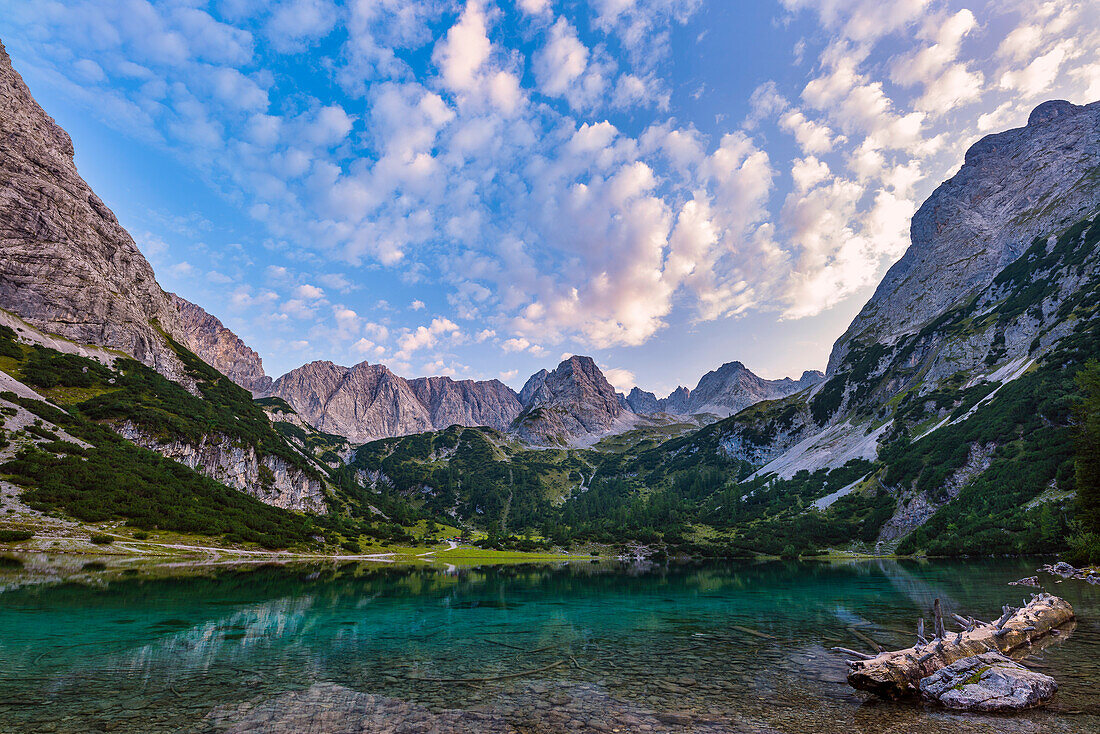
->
[[511, 356, 627, 445], [625, 361, 823, 418], [267, 360, 523, 444]]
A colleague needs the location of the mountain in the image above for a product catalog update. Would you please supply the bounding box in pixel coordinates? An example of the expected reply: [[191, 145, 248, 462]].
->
[[511, 356, 628, 445], [830, 100, 1100, 374], [619, 99, 1100, 556], [266, 352, 821, 447], [624, 386, 661, 413], [268, 360, 522, 443], [0, 41, 193, 385], [170, 294, 272, 395], [0, 43, 337, 524], [627, 362, 823, 417]]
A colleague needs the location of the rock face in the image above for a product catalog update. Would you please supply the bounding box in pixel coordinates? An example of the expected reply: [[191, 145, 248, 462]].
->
[[624, 386, 660, 414], [170, 294, 272, 394], [830, 99, 1100, 373], [518, 369, 550, 405], [628, 362, 823, 418], [269, 361, 522, 444], [0, 40, 190, 383], [116, 422, 327, 514], [511, 356, 626, 445], [919, 653, 1057, 711]]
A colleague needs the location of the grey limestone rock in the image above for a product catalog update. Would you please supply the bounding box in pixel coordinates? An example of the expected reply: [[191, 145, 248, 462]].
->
[[269, 360, 522, 443], [919, 652, 1057, 711]]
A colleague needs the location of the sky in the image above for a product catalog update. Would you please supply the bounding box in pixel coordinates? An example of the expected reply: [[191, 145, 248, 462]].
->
[[1, 1, 1098, 397]]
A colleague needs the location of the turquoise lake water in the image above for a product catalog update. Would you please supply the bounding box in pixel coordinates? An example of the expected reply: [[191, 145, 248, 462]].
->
[[0, 555, 1098, 733]]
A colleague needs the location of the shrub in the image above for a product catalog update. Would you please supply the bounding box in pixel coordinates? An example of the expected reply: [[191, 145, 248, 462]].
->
[[89, 533, 114, 545], [1065, 530, 1100, 566], [0, 530, 34, 542], [132, 531, 149, 540]]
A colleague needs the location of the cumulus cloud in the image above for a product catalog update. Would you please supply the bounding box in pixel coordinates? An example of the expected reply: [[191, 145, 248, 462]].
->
[[395, 317, 461, 359], [601, 366, 636, 392]]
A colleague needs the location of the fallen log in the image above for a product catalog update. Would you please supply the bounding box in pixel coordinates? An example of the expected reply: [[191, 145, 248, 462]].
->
[[846, 593, 1075, 699]]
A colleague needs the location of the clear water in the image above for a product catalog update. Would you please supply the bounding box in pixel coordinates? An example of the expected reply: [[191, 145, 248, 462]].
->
[[1, 556, 1098, 733]]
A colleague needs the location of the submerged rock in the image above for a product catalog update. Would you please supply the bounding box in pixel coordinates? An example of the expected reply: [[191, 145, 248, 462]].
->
[[1038, 562, 1100, 583], [1008, 576, 1041, 587], [919, 653, 1057, 712]]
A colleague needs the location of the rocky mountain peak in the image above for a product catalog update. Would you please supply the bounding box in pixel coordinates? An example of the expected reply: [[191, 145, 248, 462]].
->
[[512, 355, 625, 445], [0, 40, 191, 382], [830, 99, 1100, 374]]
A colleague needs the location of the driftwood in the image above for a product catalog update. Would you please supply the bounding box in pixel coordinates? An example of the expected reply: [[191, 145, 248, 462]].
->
[[846, 593, 1075, 699]]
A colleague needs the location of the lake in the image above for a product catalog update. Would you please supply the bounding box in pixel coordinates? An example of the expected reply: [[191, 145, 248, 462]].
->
[[0, 555, 1097, 733]]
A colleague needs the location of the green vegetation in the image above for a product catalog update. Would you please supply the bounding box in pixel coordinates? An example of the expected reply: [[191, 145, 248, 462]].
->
[[89, 533, 113, 545], [0, 325, 24, 360], [1068, 360, 1100, 564], [0, 529, 34, 542]]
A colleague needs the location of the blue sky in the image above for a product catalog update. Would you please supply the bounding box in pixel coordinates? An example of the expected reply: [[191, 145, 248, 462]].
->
[[2, 1, 1097, 396]]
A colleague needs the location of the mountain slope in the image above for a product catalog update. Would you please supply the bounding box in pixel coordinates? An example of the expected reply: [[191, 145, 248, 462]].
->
[[170, 294, 273, 395], [830, 99, 1100, 373], [608, 100, 1100, 555], [0, 41, 191, 384]]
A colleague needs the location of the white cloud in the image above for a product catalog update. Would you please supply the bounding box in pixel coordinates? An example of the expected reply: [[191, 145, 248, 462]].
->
[[294, 284, 325, 299], [395, 317, 461, 358], [410, 299, 426, 310], [433, 0, 491, 94], [266, 0, 336, 52], [501, 337, 531, 352], [534, 18, 590, 100], [601, 366, 636, 392], [516, 0, 551, 16]]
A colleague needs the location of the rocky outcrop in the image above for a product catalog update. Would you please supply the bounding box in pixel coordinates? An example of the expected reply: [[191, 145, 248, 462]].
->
[[170, 293, 272, 394], [269, 361, 522, 443], [407, 375, 522, 434], [919, 653, 1057, 711], [115, 421, 328, 513], [518, 369, 550, 405], [511, 356, 626, 445], [830, 100, 1100, 374], [0, 40, 190, 383], [624, 386, 660, 413]]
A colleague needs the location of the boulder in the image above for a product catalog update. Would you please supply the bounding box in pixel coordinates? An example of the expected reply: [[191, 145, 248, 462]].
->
[[919, 653, 1057, 712]]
